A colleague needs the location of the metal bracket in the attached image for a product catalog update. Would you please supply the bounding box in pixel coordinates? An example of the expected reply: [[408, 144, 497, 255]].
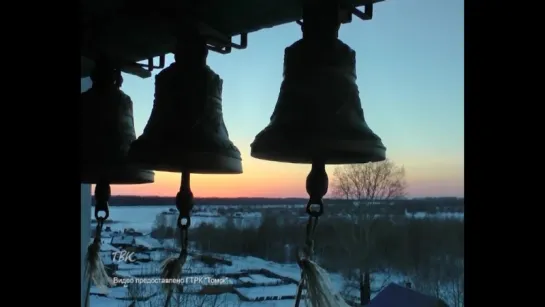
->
[[135, 55, 166, 72], [295, 4, 374, 26], [168, 11, 249, 55], [352, 4, 373, 21], [81, 56, 153, 79], [197, 21, 248, 55], [206, 33, 248, 55]]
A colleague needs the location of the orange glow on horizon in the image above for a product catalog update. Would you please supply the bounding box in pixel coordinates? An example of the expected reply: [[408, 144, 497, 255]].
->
[[108, 151, 464, 198]]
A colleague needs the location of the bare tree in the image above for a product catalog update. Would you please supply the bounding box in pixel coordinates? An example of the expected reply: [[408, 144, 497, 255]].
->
[[331, 160, 407, 202], [331, 160, 407, 306], [411, 256, 464, 307]]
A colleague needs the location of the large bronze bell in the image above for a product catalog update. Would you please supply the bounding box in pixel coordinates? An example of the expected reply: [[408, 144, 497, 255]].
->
[[81, 64, 154, 184], [128, 51, 243, 174], [250, 38, 386, 164]]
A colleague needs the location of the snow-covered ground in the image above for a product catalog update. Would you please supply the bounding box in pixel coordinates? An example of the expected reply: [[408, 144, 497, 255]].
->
[[239, 274, 283, 285], [90, 240, 406, 307], [237, 284, 298, 300], [91, 205, 463, 234], [88, 205, 462, 307], [90, 252, 394, 307], [407, 211, 464, 220], [92, 206, 262, 232]]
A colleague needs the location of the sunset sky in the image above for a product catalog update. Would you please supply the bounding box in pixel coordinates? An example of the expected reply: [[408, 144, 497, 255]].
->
[[87, 0, 463, 198]]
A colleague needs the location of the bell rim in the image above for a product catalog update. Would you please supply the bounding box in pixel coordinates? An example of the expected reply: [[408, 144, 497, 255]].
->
[[250, 152, 387, 165], [128, 152, 243, 175], [81, 169, 155, 185], [250, 139, 386, 165]]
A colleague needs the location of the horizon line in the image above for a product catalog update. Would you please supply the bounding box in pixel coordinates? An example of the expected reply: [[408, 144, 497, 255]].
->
[[100, 195, 464, 199]]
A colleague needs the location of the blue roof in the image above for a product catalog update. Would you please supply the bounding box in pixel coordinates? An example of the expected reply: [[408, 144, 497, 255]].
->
[[368, 283, 448, 307]]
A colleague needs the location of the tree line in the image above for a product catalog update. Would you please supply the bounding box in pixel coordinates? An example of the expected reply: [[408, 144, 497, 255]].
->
[[150, 159, 464, 306], [152, 212, 463, 306]]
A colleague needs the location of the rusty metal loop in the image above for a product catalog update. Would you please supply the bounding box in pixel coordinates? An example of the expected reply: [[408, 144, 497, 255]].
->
[[178, 215, 191, 230], [305, 199, 324, 217], [95, 210, 109, 221], [94, 183, 111, 221]]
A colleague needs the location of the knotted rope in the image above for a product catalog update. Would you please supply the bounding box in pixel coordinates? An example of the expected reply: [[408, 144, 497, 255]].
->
[[85, 182, 114, 307], [294, 162, 351, 307], [161, 171, 193, 307]]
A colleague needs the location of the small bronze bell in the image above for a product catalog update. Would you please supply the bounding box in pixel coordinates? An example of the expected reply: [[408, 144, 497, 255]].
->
[[128, 46, 242, 174], [251, 38, 386, 164], [81, 64, 154, 184]]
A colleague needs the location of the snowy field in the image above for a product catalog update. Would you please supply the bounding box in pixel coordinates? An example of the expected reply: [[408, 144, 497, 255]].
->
[[88, 205, 408, 307], [91, 206, 261, 232], [90, 252, 403, 307], [91, 205, 463, 233], [88, 205, 462, 307]]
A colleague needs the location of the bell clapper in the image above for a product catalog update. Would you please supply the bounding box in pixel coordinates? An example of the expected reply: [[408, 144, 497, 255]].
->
[[158, 27, 204, 307], [293, 11, 349, 307], [82, 58, 154, 307], [161, 170, 194, 307], [86, 182, 114, 295], [295, 161, 351, 307]]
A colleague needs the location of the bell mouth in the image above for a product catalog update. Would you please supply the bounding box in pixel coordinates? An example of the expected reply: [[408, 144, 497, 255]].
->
[[81, 167, 155, 185], [250, 138, 386, 165]]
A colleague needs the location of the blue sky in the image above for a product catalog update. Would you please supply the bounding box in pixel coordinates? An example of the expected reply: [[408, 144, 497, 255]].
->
[[114, 0, 464, 198]]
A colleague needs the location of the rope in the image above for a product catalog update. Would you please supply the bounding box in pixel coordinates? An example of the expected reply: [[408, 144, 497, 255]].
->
[[295, 215, 320, 307], [86, 183, 113, 293], [294, 162, 351, 307], [84, 273, 92, 307], [294, 161, 326, 307], [162, 171, 193, 307], [83, 62, 119, 306], [159, 26, 205, 307]]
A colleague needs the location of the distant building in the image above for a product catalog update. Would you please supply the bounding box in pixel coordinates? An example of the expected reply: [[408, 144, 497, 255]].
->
[[123, 228, 143, 236], [110, 235, 136, 249], [368, 283, 449, 307], [134, 236, 163, 251], [101, 242, 120, 253], [132, 252, 152, 262], [110, 235, 164, 254]]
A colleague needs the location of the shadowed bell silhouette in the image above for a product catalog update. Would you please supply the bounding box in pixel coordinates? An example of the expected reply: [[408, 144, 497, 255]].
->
[[80, 62, 154, 184], [250, 38, 386, 164], [128, 36, 243, 174]]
